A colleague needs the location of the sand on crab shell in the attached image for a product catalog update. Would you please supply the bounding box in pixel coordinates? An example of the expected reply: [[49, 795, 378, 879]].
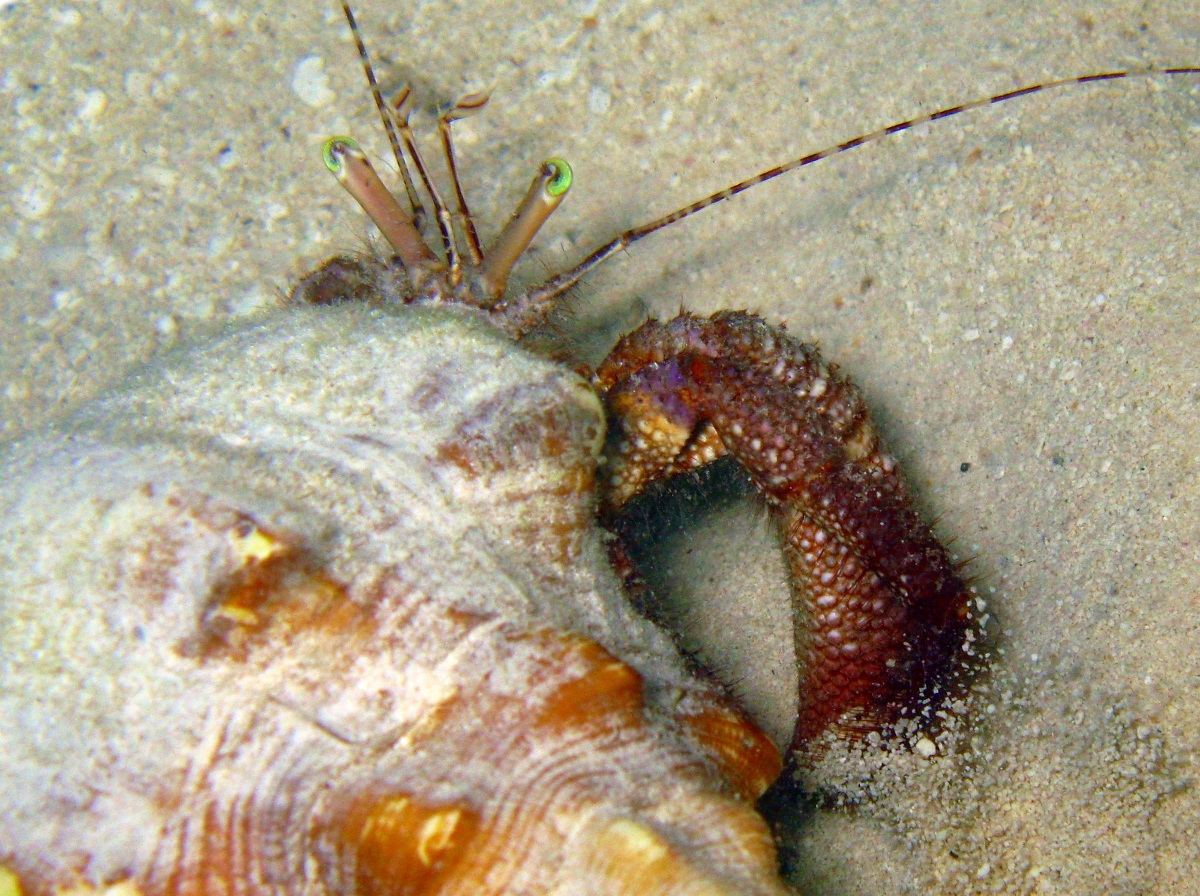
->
[[1, 1, 1198, 894]]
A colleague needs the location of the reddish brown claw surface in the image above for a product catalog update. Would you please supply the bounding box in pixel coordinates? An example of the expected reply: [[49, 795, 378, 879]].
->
[[596, 311, 973, 753]]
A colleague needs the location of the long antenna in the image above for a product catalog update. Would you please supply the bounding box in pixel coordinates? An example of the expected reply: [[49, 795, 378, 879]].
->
[[339, 1, 427, 230], [495, 67, 1200, 334]]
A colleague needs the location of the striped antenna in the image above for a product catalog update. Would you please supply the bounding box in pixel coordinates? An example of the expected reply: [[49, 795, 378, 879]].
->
[[497, 67, 1200, 334], [339, 1, 430, 233]]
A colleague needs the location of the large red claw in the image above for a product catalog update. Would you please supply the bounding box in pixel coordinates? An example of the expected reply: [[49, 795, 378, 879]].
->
[[596, 311, 973, 756]]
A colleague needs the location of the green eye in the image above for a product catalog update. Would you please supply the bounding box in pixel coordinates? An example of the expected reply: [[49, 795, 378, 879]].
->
[[322, 136, 362, 174], [542, 158, 572, 197]]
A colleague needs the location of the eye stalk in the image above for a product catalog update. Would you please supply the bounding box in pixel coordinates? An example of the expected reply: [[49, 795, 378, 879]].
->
[[321, 137, 442, 279], [476, 158, 573, 300]]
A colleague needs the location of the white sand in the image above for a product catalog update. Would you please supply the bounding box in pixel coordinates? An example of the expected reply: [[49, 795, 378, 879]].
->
[[2, 1, 1199, 893]]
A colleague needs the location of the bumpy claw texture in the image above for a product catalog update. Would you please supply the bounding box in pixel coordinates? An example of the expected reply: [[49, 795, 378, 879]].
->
[[595, 311, 973, 752], [0, 306, 791, 896]]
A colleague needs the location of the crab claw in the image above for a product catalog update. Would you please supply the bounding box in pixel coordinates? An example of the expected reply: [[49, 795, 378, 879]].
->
[[596, 311, 973, 755]]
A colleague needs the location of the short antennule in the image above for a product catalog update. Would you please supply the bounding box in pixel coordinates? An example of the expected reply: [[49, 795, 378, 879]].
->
[[439, 91, 494, 266]]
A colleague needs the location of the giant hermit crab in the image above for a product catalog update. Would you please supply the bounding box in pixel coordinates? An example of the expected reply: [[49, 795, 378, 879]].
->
[[6, 4, 1196, 894]]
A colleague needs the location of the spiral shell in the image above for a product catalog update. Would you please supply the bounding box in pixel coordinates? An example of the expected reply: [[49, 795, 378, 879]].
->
[[0, 303, 792, 895]]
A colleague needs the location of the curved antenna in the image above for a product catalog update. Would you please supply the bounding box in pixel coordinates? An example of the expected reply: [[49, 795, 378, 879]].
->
[[496, 67, 1200, 335]]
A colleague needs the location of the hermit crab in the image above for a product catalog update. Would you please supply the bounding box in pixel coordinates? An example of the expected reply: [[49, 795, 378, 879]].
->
[[6, 3, 1196, 894]]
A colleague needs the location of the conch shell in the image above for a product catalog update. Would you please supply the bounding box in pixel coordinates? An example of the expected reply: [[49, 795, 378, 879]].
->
[[0, 305, 793, 895]]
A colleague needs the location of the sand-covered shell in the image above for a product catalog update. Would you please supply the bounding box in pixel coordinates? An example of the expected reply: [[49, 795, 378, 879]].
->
[[0, 302, 792, 895]]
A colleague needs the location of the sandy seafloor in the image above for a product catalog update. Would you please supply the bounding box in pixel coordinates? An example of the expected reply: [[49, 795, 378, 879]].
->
[[2, 0, 1199, 893]]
